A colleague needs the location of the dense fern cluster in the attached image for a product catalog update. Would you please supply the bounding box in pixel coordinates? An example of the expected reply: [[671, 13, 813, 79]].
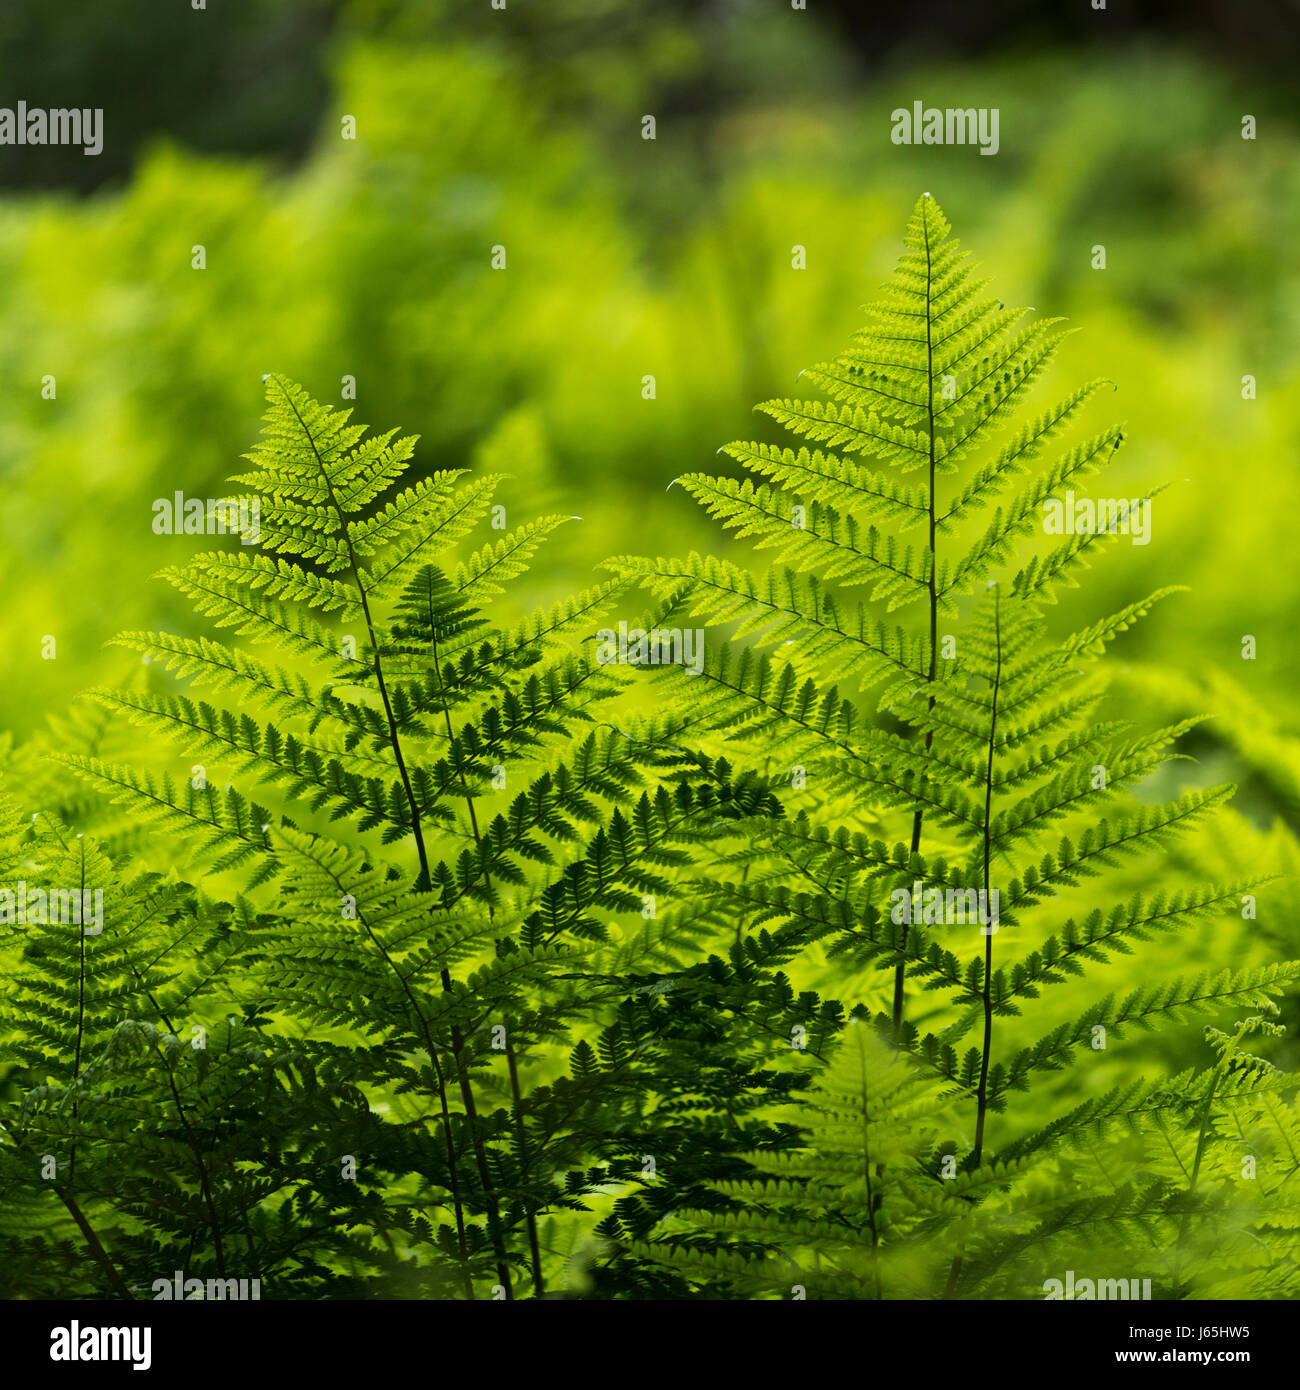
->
[[1, 376, 787, 1298], [1, 198, 1297, 1300]]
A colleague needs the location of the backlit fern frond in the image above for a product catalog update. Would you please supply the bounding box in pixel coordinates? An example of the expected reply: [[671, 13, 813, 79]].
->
[[610, 195, 1300, 1299]]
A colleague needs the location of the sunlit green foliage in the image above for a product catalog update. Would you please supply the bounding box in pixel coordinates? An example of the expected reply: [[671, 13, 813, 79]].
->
[[2, 6, 1298, 1302], [609, 197, 1300, 1298], [0, 378, 792, 1298]]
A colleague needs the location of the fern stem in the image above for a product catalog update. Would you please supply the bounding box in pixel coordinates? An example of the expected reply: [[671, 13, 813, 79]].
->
[[443, 1010, 514, 1296], [5, 1094, 135, 1298], [429, 1050, 476, 1299], [972, 587, 1003, 1166], [314, 847, 481, 1294], [894, 197, 940, 1040], [279, 387, 434, 889], [284, 387, 507, 1299], [942, 592, 1004, 1301], [135, 985, 231, 1278], [375, 622, 513, 1296], [70, 837, 87, 1183], [430, 615, 545, 1298], [54, 1184, 136, 1300], [155, 1037, 229, 1278], [506, 1045, 546, 1297], [858, 1048, 885, 1300], [1171, 1055, 1226, 1297]]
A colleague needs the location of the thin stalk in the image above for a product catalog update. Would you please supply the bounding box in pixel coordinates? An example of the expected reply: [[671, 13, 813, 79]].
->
[[315, 851, 478, 1296], [894, 199, 940, 1039], [150, 1027, 228, 1277], [70, 839, 87, 1182], [54, 1184, 136, 1299], [506, 1046, 545, 1298], [943, 587, 1003, 1300], [858, 1052, 885, 1301], [431, 610, 544, 1298], [2, 1109, 134, 1298], [116, 950, 233, 1281], [428, 1049, 475, 1300], [285, 390, 505, 1297], [973, 587, 1002, 1165], [1171, 1057, 1226, 1297]]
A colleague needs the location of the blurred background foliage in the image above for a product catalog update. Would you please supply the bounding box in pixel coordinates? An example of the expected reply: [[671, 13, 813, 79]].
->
[[1, 0, 1298, 1078]]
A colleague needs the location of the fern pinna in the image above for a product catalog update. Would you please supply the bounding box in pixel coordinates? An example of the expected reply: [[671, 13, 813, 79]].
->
[[0, 791, 358, 1300], [44, 376, 776, 1298], [609, 194, 1300, 1297]]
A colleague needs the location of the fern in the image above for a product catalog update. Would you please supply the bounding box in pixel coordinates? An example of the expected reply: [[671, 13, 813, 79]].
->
[[608, 194, 1300, 1297], [4, 202, 1296, 1304], [9, 376, 785, 1300], [0, 792, 362, 1298]]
